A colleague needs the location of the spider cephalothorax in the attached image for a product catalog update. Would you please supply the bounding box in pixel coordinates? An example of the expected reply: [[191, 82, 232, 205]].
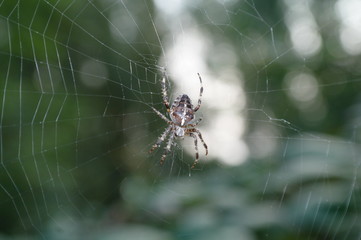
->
[[149, 71, 208, 169]]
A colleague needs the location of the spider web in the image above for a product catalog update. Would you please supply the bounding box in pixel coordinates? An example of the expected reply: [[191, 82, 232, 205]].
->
[[1, 0, 361, 239]]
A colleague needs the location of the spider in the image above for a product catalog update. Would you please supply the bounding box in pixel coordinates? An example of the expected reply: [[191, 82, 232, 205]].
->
[[149, 71, 208, 169]]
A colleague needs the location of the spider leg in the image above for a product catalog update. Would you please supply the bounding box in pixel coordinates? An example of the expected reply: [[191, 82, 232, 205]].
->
[[151, 106, 172, 124], [188, 132, 199, 169], [149, 125, 172, 153], [161, 70, 170, 111], [160, 132, 175, 165], [188, 117, 202, 128], [188, 128, 208, 156], [193, 73, 203, 112]]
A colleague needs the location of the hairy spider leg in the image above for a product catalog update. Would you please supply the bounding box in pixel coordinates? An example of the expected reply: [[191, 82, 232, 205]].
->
[[193, 73, 203, 112], [188, 132, 199, 169], [160, 131, 175, 165], [149, 125, 172, 153], [161, 71, 170, 111], [150, 106, 172, 124], [187, 128, 208, 156], [188, 117, 202, 127]]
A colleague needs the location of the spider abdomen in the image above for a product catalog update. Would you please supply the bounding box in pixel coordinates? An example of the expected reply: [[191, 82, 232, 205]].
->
[[170, 94, 194, 126]]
